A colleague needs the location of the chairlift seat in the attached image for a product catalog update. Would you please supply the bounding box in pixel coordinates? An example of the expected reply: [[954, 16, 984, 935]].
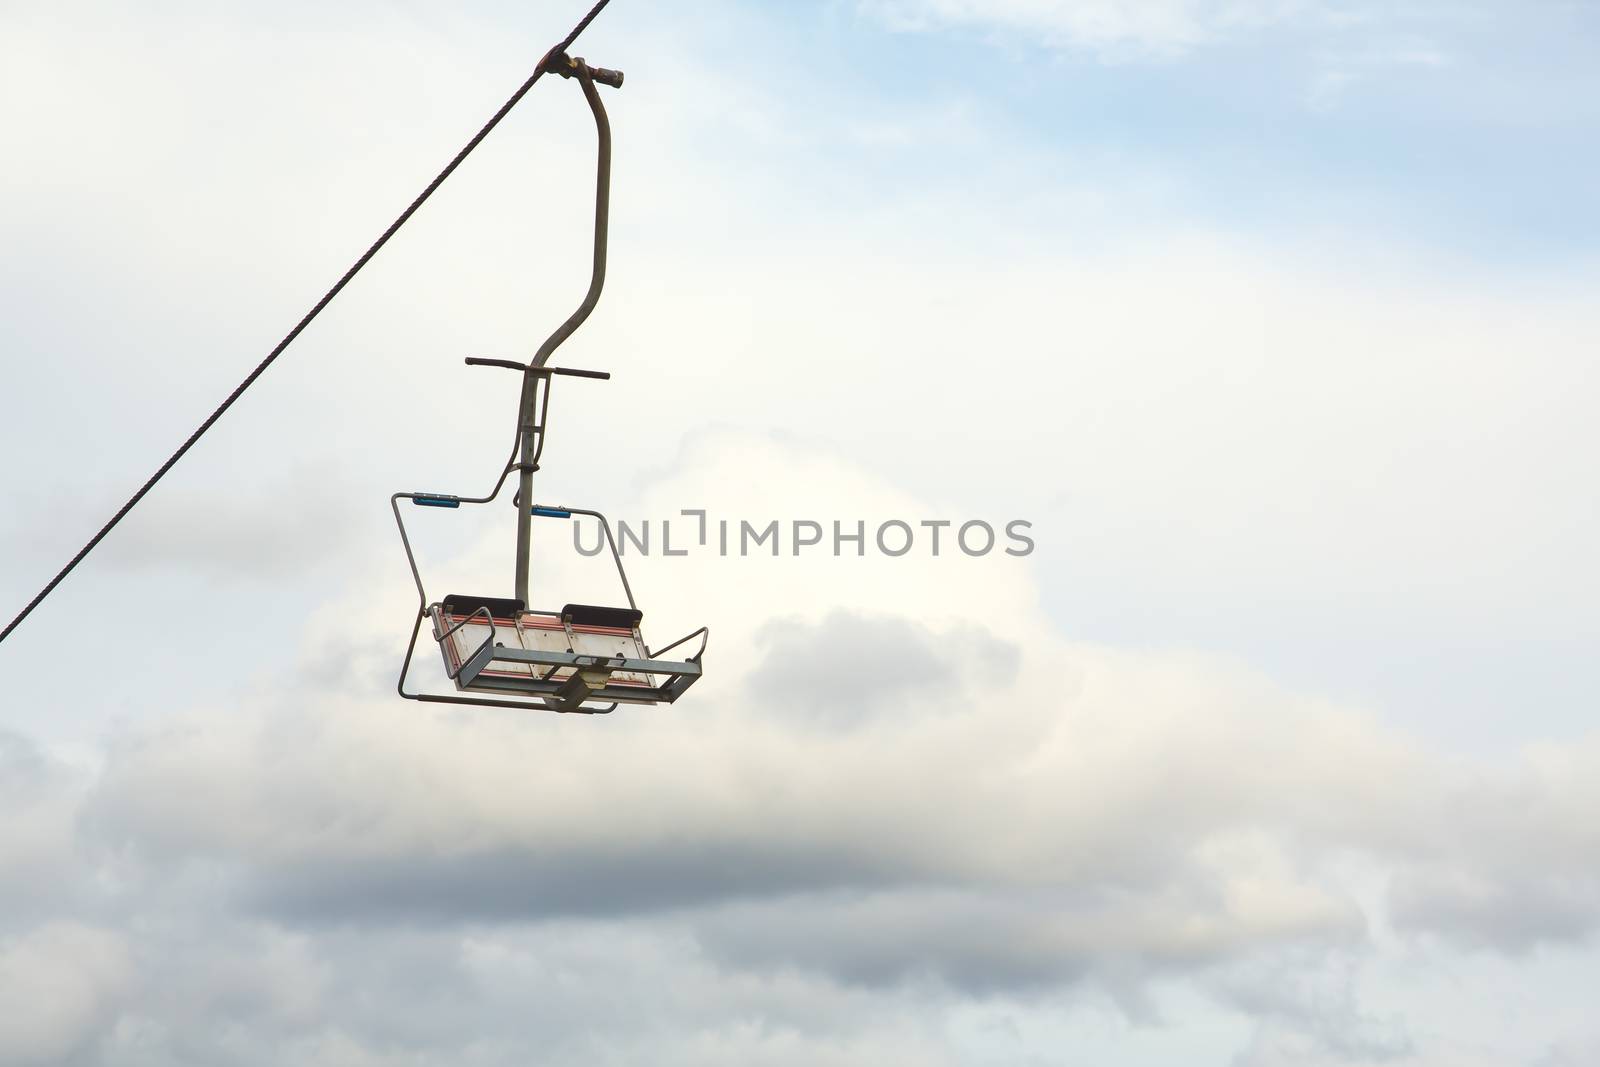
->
[[428, 594, 703, 712]]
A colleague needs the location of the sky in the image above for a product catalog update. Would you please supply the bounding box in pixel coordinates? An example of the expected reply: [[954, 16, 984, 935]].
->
[[1, 0, 1599, 1063]]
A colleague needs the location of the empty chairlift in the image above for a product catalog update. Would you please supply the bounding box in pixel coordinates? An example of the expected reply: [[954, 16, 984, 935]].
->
[[392, 54, 706, 714]]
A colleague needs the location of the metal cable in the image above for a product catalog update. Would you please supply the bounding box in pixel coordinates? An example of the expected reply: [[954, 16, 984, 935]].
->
[[0, 0, 614, 647]]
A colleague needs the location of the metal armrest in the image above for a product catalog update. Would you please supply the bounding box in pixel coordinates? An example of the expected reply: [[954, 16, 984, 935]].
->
[[434, 604, 496, 681], [649, 626, 709, 662]]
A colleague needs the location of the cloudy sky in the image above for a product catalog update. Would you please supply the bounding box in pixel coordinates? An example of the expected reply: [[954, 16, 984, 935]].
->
[[3, 0, 1599, 1063]]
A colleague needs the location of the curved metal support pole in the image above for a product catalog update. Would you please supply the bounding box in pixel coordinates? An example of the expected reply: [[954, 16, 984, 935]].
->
[[530, 63, 611, 372], [515, 59, 612, 607]]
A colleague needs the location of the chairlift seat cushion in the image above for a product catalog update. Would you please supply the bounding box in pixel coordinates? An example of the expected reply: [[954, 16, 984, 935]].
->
[[442, 594, 526, 620], [562, 603, 643, 629]]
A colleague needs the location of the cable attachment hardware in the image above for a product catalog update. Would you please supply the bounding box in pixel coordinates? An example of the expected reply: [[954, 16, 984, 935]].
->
[[541, 51, 624, 88]]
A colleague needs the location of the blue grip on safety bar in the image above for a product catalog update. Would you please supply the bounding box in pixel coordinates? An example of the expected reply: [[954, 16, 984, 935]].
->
[[531, 506, 572, 518], [413, 495, 460, 508]]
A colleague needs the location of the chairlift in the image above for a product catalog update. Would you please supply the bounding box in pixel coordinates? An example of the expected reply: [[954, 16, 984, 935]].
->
[[393, 53, 707, 714]]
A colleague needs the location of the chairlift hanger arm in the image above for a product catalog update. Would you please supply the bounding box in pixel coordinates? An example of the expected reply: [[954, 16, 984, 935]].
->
[[514, 56, 616, 607], [528, 55, 614, 374]]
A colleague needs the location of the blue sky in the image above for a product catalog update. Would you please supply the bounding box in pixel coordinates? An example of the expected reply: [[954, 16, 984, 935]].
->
[[717, 1, 1600, 262]]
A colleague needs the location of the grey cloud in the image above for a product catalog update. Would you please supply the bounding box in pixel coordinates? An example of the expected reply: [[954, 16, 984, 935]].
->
[[243, 844, 901, 925], [695, 886, 1360, 995], [747, 611, 1019, 726], [47, 913, 966, 1067], [1389, 869, 1600, 953], [10, 620, 1600, 1064], [0, 730, 95, 921], [1234, 1022, 1412, 1067], [0, 730, 52, 792], [1214, 952, 1412, 1067], [1377, 740, 1600, 952], [65, 624, 1600, 1046], [1539, 1034, 1600, 1067], [0, 922, 131, 1066], [76, 624, 1379, 996]]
